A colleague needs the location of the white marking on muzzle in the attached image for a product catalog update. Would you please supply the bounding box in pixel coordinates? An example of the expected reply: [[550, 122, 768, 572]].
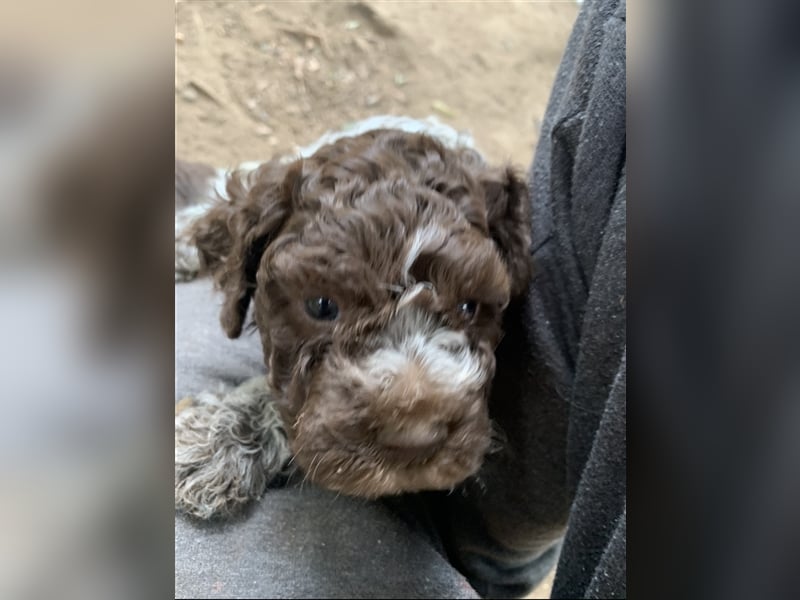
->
[[360, 310, 486, 395]]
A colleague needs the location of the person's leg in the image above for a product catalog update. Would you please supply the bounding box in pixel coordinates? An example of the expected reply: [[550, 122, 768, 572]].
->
[[175, 484, 479, 599], [175, 279, 479, 599], [427, 0, 627, 597]]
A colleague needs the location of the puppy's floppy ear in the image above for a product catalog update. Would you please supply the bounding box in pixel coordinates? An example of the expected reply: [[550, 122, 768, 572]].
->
[[481, 166, 533, 297], [191, 159, 303, 338]]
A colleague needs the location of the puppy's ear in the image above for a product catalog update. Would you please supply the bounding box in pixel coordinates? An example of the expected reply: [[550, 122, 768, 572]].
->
[[481, 166, 533, 297], [191, 159, 303, 338]]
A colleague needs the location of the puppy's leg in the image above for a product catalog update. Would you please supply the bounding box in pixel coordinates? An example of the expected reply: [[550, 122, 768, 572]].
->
[[175, 203, 212, 282], [174, 159, 224, 282], [175, 376, 292, 519]]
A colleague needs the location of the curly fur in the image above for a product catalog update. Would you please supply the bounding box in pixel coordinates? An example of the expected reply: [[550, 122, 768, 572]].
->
[[175, 377, 292, 519], [175, 116, 474, 284]]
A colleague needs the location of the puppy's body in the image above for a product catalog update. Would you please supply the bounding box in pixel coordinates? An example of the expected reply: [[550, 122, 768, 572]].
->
[[177, 129, 531, 515]]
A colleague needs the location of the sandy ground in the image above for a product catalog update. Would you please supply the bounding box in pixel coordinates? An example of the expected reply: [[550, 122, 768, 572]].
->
[[175, 1, 579, 597], [176, 0, 578, 169]]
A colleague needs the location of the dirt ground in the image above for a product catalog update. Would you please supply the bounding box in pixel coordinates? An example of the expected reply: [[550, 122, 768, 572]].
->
[[176, 2, 579, 597], [176, 0, 578, 170]]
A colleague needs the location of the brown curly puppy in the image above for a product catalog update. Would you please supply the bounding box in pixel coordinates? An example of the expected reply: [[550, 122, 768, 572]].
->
[[177, 129, 531, 517]]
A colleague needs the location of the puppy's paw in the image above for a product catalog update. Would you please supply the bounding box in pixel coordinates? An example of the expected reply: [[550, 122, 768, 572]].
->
[[175, 205, 206, 283], [174, 377, 291, 519], [175, 239, 201, 282]]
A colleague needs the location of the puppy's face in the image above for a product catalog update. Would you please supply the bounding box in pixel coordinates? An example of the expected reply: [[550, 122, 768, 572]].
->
[[261, 181, 510, 496], [193, 130, 531, 497]]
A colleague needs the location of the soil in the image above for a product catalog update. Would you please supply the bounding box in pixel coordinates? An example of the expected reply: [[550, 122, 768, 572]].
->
[[175, 3, 579, 597], [176, 0, 578, 170]]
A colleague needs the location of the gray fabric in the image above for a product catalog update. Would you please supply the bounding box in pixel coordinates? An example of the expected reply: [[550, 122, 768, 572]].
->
[[585, 506, 626, 598], [175, 485, 477, 599], [533, 0, 627, 596], [553, 356, 626, 598], [529, 0, 626, 388], [564, 169, 626, 496], [175, 279, 264, 401], [175, 279, 478, 599]]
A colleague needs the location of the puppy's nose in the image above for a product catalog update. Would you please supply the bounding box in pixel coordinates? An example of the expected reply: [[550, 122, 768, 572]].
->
[[377, 420, 447, 462]]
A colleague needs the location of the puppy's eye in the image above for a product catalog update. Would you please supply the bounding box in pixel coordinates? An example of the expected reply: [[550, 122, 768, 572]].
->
[[305, 297, 339, 321], [458, 300, 478, 321]]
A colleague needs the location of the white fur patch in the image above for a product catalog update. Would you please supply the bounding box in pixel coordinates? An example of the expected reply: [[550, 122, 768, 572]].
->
[[359, 309, 486, 394], [402, 225, 448, 283]]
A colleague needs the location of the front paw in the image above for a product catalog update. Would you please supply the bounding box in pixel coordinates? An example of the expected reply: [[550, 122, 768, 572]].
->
[[174, 380, 291, 519]]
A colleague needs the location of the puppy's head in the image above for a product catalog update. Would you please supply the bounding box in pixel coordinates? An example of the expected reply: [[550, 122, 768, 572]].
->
[[193, 130, 531, 497]]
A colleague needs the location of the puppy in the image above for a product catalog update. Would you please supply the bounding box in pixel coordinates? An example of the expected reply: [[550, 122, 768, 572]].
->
[[176, 129, 531, 518]]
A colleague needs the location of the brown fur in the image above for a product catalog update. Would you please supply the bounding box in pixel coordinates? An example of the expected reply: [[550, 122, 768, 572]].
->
[[191, 129, 532, 498]]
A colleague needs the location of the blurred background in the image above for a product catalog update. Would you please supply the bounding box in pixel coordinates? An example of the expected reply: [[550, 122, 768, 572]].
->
[[0, 1, 173, 599]]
